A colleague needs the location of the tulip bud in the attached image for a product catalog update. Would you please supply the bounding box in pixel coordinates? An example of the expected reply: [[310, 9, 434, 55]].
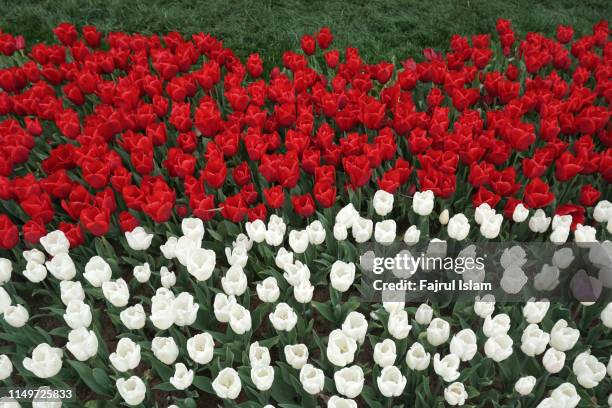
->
[[173, 292, 198, 327], [251, 365, 274, 391], [529, 209, 551, 233], [289, 230, 309, 254], [181, 218, 205, 243], [63, 300, 92, 329], [374, 220, 396, 245], [0, 355, 13, 380], [334, 365, 364, 398], [593, 200, 612, 223], [413, 190, 434, 216], [186, 248, 216, 282], [0, 258, 11, 284], [572, 351, 606, 389], [333, 223, 348, 241], [414, 303, 433, 325], [335, 204, 359, 229], [60, 280, 85, 306], [160, 266, 176, 288], [293, 279, 314, 303], [427, 318, 450, 346], [229, 304, 251, 334], [352, 217, 373, 243], [484, 334, 513, 362], [450, 329, 477, 361], [549, 319, 579, 351], [327, 329, 357, 367], [102, 278, 130, 307], [512, 204, 529, 223], [447, 214, 470, 241], [514, 376, 536, 396], [23, 261, 47, 283], [602, 302, 612, 328], [403, 225, 420, 245], [388, 310, 412, 340], [221, 265, 248, 296], [269, 303, 297, 332], [45, 252, 76, 280], [84, 256, 112, 287], [520, 324, 550, 357], [40, 230, 70, 256], [483, 313, 510, 337], [133, 263, 151, 283]]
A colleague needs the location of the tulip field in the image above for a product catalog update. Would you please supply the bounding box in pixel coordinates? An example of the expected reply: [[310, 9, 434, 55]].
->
[[0, 4, 611, 408]]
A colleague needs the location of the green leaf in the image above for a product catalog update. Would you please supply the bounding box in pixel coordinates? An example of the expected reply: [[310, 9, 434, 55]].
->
[[66, 360, 113, 397]]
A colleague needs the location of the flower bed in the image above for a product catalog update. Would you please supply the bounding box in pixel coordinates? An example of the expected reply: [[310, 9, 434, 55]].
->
[[0, 19, 611, 408]]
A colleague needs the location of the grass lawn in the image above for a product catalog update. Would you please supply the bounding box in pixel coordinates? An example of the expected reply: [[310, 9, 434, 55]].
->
[[1, 0, 610, 64]]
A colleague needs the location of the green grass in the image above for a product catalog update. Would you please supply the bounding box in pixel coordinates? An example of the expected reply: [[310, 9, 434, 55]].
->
[[0, 0, 610, 65]]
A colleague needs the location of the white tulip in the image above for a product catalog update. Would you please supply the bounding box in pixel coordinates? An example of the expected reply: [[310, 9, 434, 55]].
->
[[413, 190, 434, 216], [170, 363, 194, 390], [23, 261, 47, 283], [523, 299, 550, 324], [23, 248, 46, 264], [116, 376, 146, 406], [352, 217, 373, 243], [328, 395, 357, 408], [40, 230, 70, 256], [327, 329, 357, 367], [152, 337, 179, 365], [388, 310, 412, 340], [373, 339, 396, 367], [160, 266, 176, 288], [3, 305, 28, 327], [529, 209, 551, 233], [333, 223, 349, 240], [474, 295, 495, 318], [59, 280, 84, 306], [186, 248, 216, 282], [83, 256, 112, 287], [0, 258, 11, 284], [515, 376, 536, 396], [213, 293, 235, 323], [249, 342, 271, 368], [293, 279, 314, 303], [334, 365, 364, 398], [187, 333, 214, 365], [160, 236, 178, 260], [403, 225, 421, 245], [173, 292, 198, 327], [0, 355, 12, 380], [594, 200, 612, 223], [427, 318, 450, 346], [102, 278, 130, 307], [373, 190, 394, 216], [299, 364, 324, 395], [342, 312, 368, 344], [474, 203, 494, 225], [550, 383, 580, 408], [221, 265, 247, 296], [66, 327, 98, 361], [444, 382, 468, 406], [257, 277, 280, 303], [23, 343, 62, 378], [181, 218, 205, 242], [109, 338, 141, 372], [512, 203, 529, 223], [406, 342, 430, 371], [251, 365, 274, 391], [552, 248, 575, 269], [572, 351, 606, 389], [283, 260, 312, 287], [447, 214, 470, 241], [225, 244, 248, 268], [450, 329, 477, 361], [63, 300, 92, 329], [246, 219, 266, 243], [520, 324, 550, 357], [542, 347, 565, 374], [374, 220, 396, 245], [377, 365, 406, 397], [484, 334, 513, 362], [45, 252, 76, 280], [480, 213, 503, 239], [269, 303, 297, 332], [150, 289, 176, 330], [306, 220, 326, 245], [132, 263, 151, 283], [414, 304, 433, 325], [483, 314, 510, 338], [549, 319, 579, 351], [289, 230, 309, 254], [336, 203, 359, 229], [549, 226, 570, 244], [330, 261, 355, 292], [433, 353, 460, 382], [275, 248, 294, 271], [284, 344, 309, 369], [228, 304, 251, 334], [602, 302, 612, 328], [125, 226, 153, 251], [175, 236, 198, 266]]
